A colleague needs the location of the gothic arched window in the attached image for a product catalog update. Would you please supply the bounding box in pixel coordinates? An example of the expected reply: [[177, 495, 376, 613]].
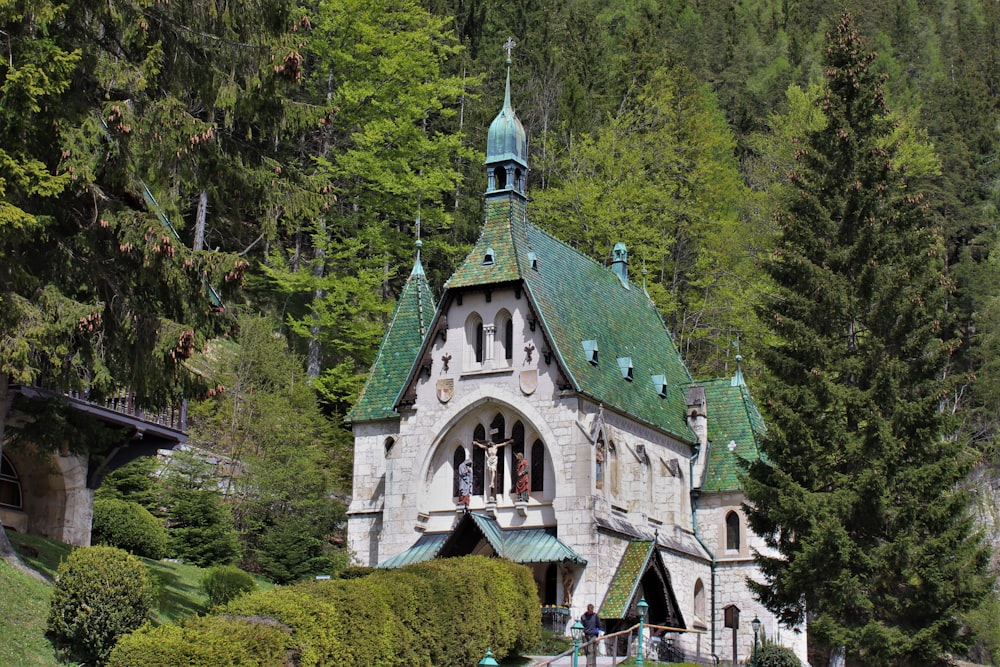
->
[[0, 454, 22, 509], [531, 440, 544, 492], [726, 511, 741, 551], [491, 413, 506, 493], [472, 424, 486, 496], [453, 446, 466, 498]]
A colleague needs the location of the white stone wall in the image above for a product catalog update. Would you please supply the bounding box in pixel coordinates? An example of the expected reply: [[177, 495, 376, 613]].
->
[[698, 491, 808, 664]]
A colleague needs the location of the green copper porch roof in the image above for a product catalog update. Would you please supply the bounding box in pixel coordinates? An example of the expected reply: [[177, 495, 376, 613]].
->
[[601, 540, 655, 618], [378, 514, 585, 569], [375, 532, 448, 568], [699, 377, 765, 492], [468, 513, 586, 564], [348, 255, 436, 422]]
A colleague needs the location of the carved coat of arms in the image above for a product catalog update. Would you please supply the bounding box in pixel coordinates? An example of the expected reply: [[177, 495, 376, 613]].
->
[[436, 378, 454, 403], [519, 369, 537, 395]]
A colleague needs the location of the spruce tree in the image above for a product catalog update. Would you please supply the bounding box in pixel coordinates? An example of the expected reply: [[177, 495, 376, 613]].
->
[[743, 14, 991, 667]]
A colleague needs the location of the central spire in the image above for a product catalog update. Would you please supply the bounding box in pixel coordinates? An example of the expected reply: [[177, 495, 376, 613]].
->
[[486, 36, 527, 197]]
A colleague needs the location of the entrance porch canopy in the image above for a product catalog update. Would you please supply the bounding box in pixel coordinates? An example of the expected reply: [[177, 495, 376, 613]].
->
[[377, 512, 586, 569]]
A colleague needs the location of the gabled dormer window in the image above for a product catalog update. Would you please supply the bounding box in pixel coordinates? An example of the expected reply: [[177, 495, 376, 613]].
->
[[617, 357, 633, 381], [583, 340, 599, 365], [651, 374, 668, 398], [483, 247, 495, 266]]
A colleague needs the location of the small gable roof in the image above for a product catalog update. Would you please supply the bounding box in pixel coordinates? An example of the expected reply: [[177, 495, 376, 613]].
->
[[699, 377, 765, 492], [348, 257, 436, 422]]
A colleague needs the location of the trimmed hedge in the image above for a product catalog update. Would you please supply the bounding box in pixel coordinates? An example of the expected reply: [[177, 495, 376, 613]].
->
[[47, 545, 155, 665], [202, 565, 257, 607], [110, 555, 541, 667], [107, 615, 292, 666], [92, 498, 169, 560]]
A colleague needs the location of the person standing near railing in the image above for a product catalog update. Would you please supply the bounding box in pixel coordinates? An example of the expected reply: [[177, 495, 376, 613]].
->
[[580, 603, 603, 667]]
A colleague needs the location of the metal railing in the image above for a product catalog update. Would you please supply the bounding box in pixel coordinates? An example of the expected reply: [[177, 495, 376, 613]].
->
[[534, 624, 718, 666]]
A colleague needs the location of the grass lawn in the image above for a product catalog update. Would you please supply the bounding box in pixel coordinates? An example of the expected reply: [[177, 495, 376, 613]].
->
[[3, 531, 273, 665], [0, 559, 60, 667]]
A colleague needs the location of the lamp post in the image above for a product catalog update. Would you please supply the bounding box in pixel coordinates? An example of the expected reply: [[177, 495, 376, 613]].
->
[[751, 616, 761, 667], [636, 597, 649, 666], [479, 648, 499, 667], [571, 619, 584, 667]]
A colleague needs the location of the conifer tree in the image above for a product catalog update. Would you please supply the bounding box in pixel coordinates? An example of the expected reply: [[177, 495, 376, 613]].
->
[[743, 14, 991, 667]]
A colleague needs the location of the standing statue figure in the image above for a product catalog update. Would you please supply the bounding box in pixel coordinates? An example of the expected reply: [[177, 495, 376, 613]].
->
[[514, 451, 530, 502], [473, 438, 513, 501], [457, 454, 473, 506]]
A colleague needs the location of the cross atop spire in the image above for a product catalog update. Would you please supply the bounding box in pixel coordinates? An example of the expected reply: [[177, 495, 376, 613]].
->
[[503, 36, 516, 63]]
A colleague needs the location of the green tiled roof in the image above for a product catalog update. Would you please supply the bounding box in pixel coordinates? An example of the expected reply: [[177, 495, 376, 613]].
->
[[601, 540, 654, 618], [446, 193, 528, 288], [348, 257, 436, 422], [699, 377, 765, 492], [444, 192, 695, 439], [522, 228, 693, 439]]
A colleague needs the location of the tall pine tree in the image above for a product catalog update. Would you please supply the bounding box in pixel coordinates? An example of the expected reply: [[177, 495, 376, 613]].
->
[[743, 14, 991, 667]]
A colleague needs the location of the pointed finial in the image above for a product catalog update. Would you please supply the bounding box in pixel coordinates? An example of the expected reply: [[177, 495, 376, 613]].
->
[[503, 36, 516, 64], [731, 353, 745, 387], [412, 213, 425, 276]]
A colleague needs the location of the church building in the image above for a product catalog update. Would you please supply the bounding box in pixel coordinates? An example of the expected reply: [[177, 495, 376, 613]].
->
[[347, 45, 806, 665]]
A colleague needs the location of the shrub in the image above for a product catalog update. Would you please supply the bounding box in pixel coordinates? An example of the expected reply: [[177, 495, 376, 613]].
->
[[202, 565, 257, 607], [47, 545, 155, 665], [92, 498, 169, 559], [756, 640, 802, 667], [166, 487, 240, 566], [107, 615, 291, 667], [223, 587, 347, 666]]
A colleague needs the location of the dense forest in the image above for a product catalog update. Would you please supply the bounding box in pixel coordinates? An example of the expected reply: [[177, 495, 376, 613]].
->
[[2, 0, 999, 662]]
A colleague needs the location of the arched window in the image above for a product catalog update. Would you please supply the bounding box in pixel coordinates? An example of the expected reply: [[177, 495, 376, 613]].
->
[[493, 165, 507, 190], [609, 441, 620, 497], [504, 318, 513, 362], [726, 511, 741, 551], [595, 435, 605, 490], [511, 421, 525, 460], [472, 424, 486, 496], [466, 313, 484, 366], [0, 454, 22, 509], [490, 413, 506, 494], [531, 440, 544, 492], [694, 579, 706, 622], [452, 446, 466, 498], [384, 437, 395, 457], [495, 310, 513, 365]]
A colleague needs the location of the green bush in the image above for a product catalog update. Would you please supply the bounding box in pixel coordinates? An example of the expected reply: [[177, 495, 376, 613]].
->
[[105, 555, 541, 667], [107, 615, 291, 667], [92, 498, 169, 559], [166, 488, 240, 566], [202, 565, 257, 607], [47, 545, 155, 665], [224, 587, 348, 666], [756, 640, 802, 667]]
